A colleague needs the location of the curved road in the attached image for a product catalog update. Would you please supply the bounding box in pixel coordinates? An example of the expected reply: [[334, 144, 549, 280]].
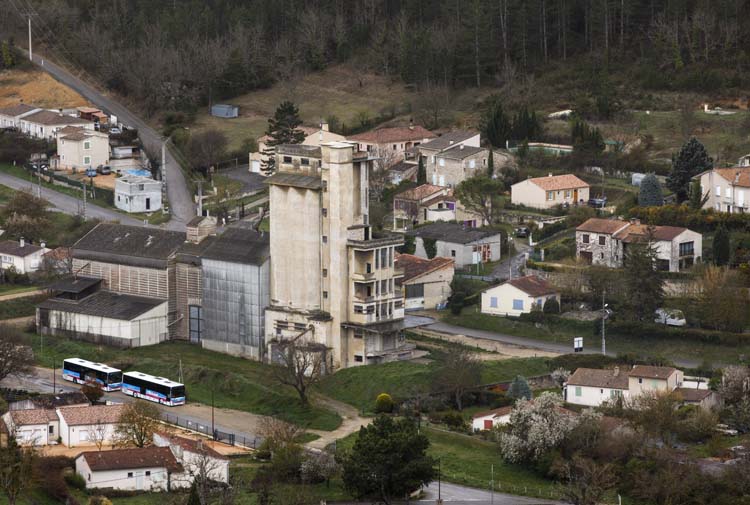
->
[[24, 51, 194, 230]]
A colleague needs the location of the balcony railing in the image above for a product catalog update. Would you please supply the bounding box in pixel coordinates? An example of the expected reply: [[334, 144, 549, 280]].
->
[[351, 271, 376, 282]]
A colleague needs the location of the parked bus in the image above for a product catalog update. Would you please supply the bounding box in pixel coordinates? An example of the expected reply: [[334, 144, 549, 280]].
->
[[62, 358, 122, 391], [121, 372, 186, 406]]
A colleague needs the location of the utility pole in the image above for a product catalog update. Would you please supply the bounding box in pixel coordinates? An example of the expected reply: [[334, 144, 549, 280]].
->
[[28, 17, 32, 61], [437, 458, 442, 505], [37, 169, 42, 198], [491, 463, 495, 505], [211, 389, 215, 438], [82, 178, 87, 219], [197, 180, 203, 217], [161, 139, 168, 215], [52, 360, 56, 393], [601, 290, 606, 355]]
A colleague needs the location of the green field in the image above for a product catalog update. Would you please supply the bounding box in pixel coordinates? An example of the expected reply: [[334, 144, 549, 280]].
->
[[0, 295, 46, 320], [27, 335, 341, 430], [444, 309, 750, 365], [316, 354, 549, 414], [0, 284, 38, 296]]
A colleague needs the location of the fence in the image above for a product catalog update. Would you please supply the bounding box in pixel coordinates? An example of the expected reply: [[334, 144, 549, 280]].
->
[[160, 412, 262, 450]]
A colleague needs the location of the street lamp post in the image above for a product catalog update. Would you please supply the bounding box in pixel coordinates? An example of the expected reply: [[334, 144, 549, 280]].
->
[[601, 291, 610, 355]]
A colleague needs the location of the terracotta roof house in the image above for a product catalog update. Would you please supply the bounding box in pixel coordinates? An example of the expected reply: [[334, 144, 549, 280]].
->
[[18, 110, 93, 141], [480, 275, 560, 317], [0, 103, 42, 129], [76, 447, 186, 491], [2, 408, 60, 446], [153, 432, 230, 484], [395, 254, 454, 310], [347, 124, 435, 163], [511, 174, 590, 209], [471, 406, 513, 431], [575, 218, 702, 272], [57, 404, 126, 448], [695, 165, 750, 213]]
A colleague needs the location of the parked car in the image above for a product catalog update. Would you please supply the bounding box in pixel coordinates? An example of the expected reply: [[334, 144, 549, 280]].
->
[[588, 196, 608, 208], [109, 127, 122, 135], [654, 308, 687, 327], [97, 165, 112, 175], [515, 226, 529, 238], [85, 168, 97, 177]]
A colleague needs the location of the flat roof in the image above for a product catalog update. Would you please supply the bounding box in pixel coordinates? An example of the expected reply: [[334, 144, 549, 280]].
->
[[63, 358, 121, 373], [123, 371, 183, 388]]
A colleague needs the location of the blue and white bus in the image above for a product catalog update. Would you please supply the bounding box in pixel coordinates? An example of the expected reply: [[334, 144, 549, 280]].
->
[[62, 358, 122, 391], [121, 372, 186, 406]]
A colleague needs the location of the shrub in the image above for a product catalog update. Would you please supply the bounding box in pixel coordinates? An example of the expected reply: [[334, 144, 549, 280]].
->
[[88, 497, 113, 505], [543, 298, 560, 314], [375, 393, 394, 413], [507, 376, 532, 401], [438, 411, 468, 432], [65, 472, 86, 490]]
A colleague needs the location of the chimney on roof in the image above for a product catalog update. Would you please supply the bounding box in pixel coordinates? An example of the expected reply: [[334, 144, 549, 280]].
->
[[321, 121, 329, 132], [58, 108, 63, 117], [460, 144, 464, 150], [19, 238, 25, 248], [629, 218, 640, 225], [409, 118, 414, 130], [613, 366, 620, 377], [548, 173, 553, 177]]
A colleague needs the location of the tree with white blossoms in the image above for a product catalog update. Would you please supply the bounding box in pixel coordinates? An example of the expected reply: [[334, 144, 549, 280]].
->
[[499, 392, 582, 464], [550, 368, 571, 388]]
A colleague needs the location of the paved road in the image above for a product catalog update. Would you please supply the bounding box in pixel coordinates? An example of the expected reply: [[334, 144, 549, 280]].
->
[[0, 171, 142, 225], [1, 367, 262, 449], [491, 240, 532, 280], [407, 315, 705, 368], [25, 51, 194, 229], [420, 481, 561, 504]]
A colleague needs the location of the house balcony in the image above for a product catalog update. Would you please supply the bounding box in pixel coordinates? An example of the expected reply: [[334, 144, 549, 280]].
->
[[351, 271, 376, 282]]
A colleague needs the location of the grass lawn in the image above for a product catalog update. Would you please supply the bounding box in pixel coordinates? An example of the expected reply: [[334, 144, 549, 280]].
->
[[0, 284, 39, 296], [316, 353, 550, 414], [444, 308, 750, 365], [26, 335, 341, 430], [334, 427, 559, 501], [0, 294, 47, 320]]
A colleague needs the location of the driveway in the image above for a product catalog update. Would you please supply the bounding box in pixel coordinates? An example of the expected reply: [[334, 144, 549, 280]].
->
[[420, 481, 561, 504], [25, 51, 194, 229], [0, 171, 142, 225], [491, 240, 532, 280]]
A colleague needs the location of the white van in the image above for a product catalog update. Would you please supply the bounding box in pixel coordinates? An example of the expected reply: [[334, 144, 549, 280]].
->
[[655, 308, 687, 327]]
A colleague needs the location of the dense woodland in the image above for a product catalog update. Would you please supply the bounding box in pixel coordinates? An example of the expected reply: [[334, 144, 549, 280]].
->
[[2, 0, 750, 115]]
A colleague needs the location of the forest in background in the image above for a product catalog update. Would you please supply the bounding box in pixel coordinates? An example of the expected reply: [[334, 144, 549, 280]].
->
[[2, 0, 750, 117]]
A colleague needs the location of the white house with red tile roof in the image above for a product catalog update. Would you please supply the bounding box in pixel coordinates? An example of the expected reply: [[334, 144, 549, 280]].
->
[[480, 275, 560, 317], [2, 408, 60, 446], [696, 166, 750, 213], [575, 218, 702, 272], [395, 254, 454, 310], [75, 446, 186, 491], [471, 406, 513, 431], [57, 404, 125, 448], [153, 432, 229, 484], [511, 174, 590, 209], [347, 124, 435, 162]]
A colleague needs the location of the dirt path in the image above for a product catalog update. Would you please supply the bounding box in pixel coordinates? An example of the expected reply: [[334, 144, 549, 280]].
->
[[410, 327, 559, 359], [305, 394, 369, 451], [0, 288, 45, 301]]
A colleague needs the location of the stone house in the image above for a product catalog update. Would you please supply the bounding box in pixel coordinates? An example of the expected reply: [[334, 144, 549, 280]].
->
[[347, 125, 435, 163], [575, 218, 702, 272]]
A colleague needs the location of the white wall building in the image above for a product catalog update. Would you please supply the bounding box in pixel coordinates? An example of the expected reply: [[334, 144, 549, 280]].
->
[[56, 126, 110, 170], [0, 103, 42, 129], [115, 175, 162, 213], [511, 174, 590, 209], [153, 432, 229, 484], [471, 406, 512, 431], [696, 166, 750, 213], [481, 275, 560, 317], [17, 109, 93, 141], [76, 447, 187, 491], [58, 404, 125, 448], [2, 409, 59, 446], [0, 239, 47, 274], [406, 222, 501, 269]]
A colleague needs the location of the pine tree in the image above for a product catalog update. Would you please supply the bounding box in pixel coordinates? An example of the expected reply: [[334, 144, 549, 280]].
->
[[481, 98, 512, 148], [638, 174, 663, 207], [261, 101, 305, 175], [571, 119, 604, 154], [667, 138, 713, 203], [417, 156, 426, 184], [713, 224, 730, 266], [623, 233, 665, 321], [487, 149, 494, 177], [507, 375, 532, 401]]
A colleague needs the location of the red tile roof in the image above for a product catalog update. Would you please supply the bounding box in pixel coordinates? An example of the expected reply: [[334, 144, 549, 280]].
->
[[395, 254, 454, 283], [714, 167, 750, 188], [8, 409, 59, 426], [348, 125, 436, 144], [57, 404, 125, 426], [506, 275, 558, 297], [78, 447, 183, 473], [675, 388, 713, 402], [394, 184, 446, 202], [629, 365, 678, 380], [576, 218, 630, 235], [614, 224, 689, 242], [567, 368, 629, 389], [526, 174, 589, 191], [472, 406, 512, 420], [155, 432, 228, 460]]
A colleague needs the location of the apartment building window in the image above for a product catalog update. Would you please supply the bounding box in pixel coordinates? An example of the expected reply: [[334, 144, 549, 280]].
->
[[354, 355, 364, 362], [189, 305, 202, 343], [83, 156, 91, 165], [547, 191, 554, 201], [283, 156, 292, 163], [451, 250, 456, 257], [323, 291, 328, 299], [322, 268, 328, 277], [381, 279, 388, 293], [354, 305, 363, 314], [322, 208, 327, 217], [598, 236, 606, 245], [301, 158, 309, 166], [322, 236, 328, 243], [582, 234, 590, 244], [83, 141, 91, 150], [293, 322, 306, 331]]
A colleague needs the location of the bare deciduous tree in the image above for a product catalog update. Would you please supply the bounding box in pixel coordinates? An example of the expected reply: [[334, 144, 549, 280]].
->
[[0, 325, 34, 383], [554, 455, 617, 505], [90, 418, 109, 452], [115, 401, 162, 448], [432, 347, 482, 411], [272, 336, 326, 405]]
